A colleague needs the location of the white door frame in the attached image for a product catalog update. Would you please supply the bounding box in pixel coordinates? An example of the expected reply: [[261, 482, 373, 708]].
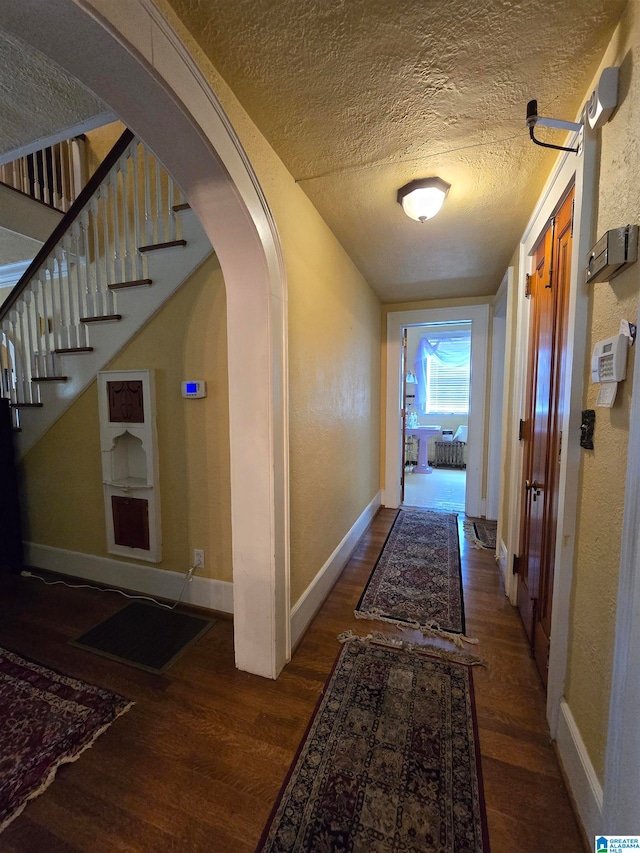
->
[[602, 294, 640, 831], [505, 117, 597, 733], [2, 0, 291, 679], [486, 284, 507, 521], [384, 305, 489, 518]]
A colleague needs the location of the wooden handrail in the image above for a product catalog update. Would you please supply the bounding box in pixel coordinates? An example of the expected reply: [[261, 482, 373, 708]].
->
[[0, 128, 134, 324]]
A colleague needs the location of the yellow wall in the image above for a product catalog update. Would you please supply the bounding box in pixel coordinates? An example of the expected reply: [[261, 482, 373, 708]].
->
[[22, 253, 232, 581], [83, 120, 126, 177], [24, 5, 382, 609], [154, 1, 382, 606], [564, 0, 640, 782]]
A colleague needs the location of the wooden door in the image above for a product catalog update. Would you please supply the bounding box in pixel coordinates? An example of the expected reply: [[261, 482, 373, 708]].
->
[[517, 188, 573, 687]]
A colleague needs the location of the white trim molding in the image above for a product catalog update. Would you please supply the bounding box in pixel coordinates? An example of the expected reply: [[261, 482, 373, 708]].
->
[[290, 492, 381, 648], [25, 542, 234, 614], [601, 296, 640, 833], [4, 0, 290, 679], [384, 304, 489, 518], [556, 700, 603, 840]]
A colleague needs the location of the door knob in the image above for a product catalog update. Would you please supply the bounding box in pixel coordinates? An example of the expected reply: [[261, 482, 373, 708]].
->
[[525, 479, 543, 500]]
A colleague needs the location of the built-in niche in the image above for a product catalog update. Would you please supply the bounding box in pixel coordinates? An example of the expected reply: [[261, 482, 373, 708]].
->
[[98, 369, 161, 562]]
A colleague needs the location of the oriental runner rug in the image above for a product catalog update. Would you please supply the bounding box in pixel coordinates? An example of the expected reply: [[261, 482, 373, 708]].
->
[[463, 518, 498, 551], [355, 509, 466, 635], [256, 635, 489, 852], [0, 646, 133, 833]]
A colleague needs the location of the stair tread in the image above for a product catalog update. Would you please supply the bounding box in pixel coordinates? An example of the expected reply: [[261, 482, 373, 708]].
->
[[172, 203, 191, 212], [108, 278, 153, 291], [10, 402, 43, 408], [54, 347, 94, 354], [80, 314, 122, 323], [32, 376, 68, 382], [138, 239, 187, 253]]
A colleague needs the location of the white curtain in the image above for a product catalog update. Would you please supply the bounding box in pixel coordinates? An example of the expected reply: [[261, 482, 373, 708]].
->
[[414, 333, 471, 414]]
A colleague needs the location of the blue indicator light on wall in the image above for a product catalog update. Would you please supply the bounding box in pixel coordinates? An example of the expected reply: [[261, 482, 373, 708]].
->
[[186, 382, 197, 394]]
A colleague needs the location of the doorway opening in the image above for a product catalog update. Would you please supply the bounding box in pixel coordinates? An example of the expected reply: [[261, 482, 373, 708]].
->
[[402, 322, 471, 513]]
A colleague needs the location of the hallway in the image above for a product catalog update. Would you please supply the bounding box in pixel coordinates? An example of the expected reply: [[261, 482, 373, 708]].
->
[[0, 509, 584, 851]]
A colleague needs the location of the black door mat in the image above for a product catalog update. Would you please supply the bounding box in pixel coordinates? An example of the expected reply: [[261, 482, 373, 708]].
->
[[70, 601, 215, 674]]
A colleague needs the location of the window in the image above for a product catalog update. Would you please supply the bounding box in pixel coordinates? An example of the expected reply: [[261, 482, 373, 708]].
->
[[426, 356, 470, 414], [414, 329, 471, 414]]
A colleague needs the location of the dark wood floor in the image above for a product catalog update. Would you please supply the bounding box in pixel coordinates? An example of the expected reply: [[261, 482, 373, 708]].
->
[[0, 508, 584, 852]]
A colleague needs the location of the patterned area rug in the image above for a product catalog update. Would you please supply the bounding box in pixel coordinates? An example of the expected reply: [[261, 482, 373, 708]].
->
[[355, 509, 465, 634], [463, 518, 497, 551], [257, 636, 489, 852], [0, 646, 133, 832]]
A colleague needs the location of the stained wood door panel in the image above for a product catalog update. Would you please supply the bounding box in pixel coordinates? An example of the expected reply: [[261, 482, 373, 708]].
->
[[517, 187, 574, 688]]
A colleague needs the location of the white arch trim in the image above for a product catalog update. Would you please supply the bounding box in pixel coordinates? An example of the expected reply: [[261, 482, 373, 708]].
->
[[1, 0, 290, 678]]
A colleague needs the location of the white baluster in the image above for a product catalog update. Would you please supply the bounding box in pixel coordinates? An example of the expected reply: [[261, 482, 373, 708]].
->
[[16, 301, 30, 403], [62, 234, 78, 349], [155, 157, 164, 243], [76, 215, 90, 346], [90, 197, 101, 318], [143, 149, 153, 244], [8, 311, 19, 404], [121, 151, 134, 282], [131, 143, 143, 279], [102, 183, 112, 305], [10, 315, 18, 404], [38, 272, 55, 371], [167, 175, 176, 242], [111, 169, 122, 288]]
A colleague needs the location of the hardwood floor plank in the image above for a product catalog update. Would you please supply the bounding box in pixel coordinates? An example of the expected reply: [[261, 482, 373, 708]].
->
[[0, 507, 584, 851]]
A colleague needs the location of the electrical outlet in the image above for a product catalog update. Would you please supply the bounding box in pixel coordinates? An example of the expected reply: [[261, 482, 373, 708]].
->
[[193, 549, 205, 569]]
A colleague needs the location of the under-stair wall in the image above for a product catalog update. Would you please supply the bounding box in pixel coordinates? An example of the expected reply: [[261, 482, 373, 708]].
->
[[0, 129, 213, 455]]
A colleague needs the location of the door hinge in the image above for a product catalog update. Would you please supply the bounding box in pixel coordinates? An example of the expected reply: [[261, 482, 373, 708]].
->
[[525, 274, 532, 298], [512, 554, 520, 576], [519, 418, 525, 441]]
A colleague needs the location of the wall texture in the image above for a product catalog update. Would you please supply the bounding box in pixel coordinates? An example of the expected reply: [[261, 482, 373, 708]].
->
[[152, 3, 382, 606], [21, 253, 232, 582], [23, 6, 382, 610], [564, 0, 640, 782]]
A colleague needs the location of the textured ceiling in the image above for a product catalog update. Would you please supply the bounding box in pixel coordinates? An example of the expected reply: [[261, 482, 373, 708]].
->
[[169, 0, 626, 302], [0, 29, 107, 159]]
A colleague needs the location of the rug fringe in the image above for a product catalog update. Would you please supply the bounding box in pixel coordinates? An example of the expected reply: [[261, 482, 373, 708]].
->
[[338, 630, 486, 667], [463, 519, 490, 550], [354, 607, 479, 648], [0, 700, 134, 834]]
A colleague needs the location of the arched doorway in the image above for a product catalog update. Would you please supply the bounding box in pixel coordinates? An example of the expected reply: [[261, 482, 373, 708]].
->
[[1, 0, 290, 678]]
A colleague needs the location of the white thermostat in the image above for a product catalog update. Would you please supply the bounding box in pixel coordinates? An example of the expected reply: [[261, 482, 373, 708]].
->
[[182, 380, 207, 398]]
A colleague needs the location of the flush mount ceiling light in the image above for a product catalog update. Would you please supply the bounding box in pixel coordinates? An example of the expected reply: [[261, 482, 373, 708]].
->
[[397, 177, 451, 223]]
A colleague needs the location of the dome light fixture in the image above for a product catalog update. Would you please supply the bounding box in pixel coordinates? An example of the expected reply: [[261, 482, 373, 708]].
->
[[397, 177, 451, 222]]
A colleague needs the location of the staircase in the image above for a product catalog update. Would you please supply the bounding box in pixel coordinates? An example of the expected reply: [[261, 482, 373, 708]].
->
[[0, 129, 213, 454]]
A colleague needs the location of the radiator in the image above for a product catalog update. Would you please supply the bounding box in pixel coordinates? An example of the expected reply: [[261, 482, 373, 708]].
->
[[433, 440, 466, 468]]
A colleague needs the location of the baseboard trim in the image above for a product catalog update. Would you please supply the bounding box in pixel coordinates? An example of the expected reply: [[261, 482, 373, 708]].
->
[[497, 538, 508, 580], [556, 699, 603, 841], [24, 542, 234, 614], [290, 492, 382, 649]]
